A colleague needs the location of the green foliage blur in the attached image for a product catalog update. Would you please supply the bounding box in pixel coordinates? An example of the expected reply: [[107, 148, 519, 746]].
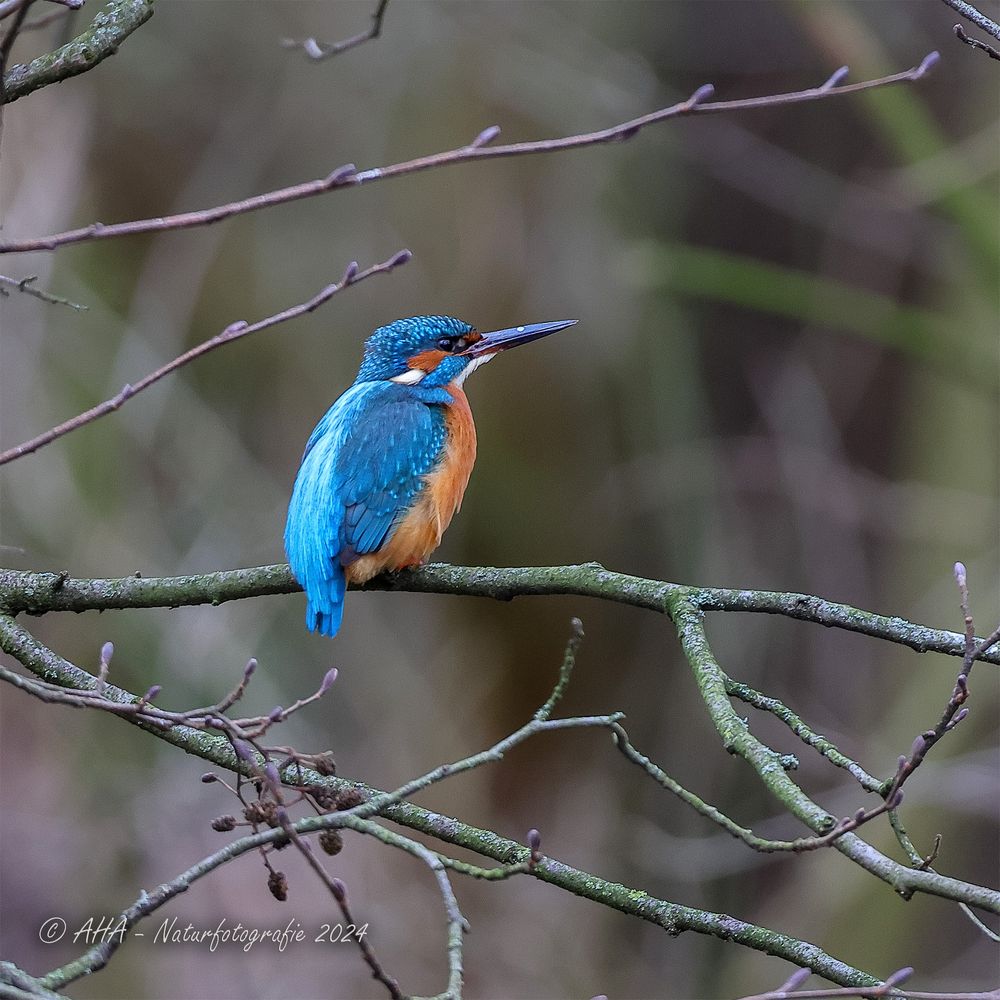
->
[[1, 1, 997, 997]]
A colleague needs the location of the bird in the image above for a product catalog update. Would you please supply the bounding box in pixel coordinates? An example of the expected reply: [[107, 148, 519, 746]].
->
[[285, 314, 577, 636]]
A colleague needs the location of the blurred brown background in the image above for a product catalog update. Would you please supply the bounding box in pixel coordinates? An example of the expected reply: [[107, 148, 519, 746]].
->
[[1, 1, 997, 997]]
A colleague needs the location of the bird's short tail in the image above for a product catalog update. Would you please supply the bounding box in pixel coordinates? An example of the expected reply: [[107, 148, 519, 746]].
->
[[306, 584, 345, 637], [285, 488, 347, 637]]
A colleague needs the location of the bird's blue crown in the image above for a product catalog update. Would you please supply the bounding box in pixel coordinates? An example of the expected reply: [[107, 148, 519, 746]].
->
[[355, 315, 474, 385]]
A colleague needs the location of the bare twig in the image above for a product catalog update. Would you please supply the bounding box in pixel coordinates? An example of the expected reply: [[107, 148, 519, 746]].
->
[[0, 52, 940, 254], [879, 564, 999, 801], [954, 22, 1000, 59], [939, 0, 1000, 40], [735, 962, 1000, 999], [0, 273, 87, 309], [611, 721, 903, 853], [275, 815, 404, 1000], [282, 0, 389, 61], [0, 640, 336, 743], [0, 249, 411, 466]]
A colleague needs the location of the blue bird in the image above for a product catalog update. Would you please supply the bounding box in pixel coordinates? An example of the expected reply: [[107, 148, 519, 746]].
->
[[285, 315, 577, 636]]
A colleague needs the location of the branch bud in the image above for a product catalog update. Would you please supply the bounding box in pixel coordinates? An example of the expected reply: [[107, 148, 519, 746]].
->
[[320, 667, 338, 695], [884, 967, 914, 987]]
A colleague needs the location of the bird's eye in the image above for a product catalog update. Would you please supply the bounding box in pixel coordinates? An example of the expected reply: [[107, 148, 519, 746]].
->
[[437, 337, 455, 352]]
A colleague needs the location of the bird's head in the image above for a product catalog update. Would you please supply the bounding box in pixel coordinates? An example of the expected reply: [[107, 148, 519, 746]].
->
[[354, 315, 577, 389]]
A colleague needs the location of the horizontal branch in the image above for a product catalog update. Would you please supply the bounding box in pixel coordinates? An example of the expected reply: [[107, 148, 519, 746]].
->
[[0, 249, 411, 466], [1, 561, 996, 665], [1, 0, 154, 105], [0, 52, 939, 252]]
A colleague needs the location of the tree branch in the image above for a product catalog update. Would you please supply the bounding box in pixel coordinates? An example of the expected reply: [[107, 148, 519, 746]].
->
[[281, 0, 389, 61], [939, 0, 1000, 40], [1, 561, 996, 665], [0, 272, 87, 309], [0, 0, 154, 105], [0, 249, 411, 466], [0, 52, 940, 253], [666, 593, 999, 913], [953, 23, 1000, 60], [0, 611, 886, 990]]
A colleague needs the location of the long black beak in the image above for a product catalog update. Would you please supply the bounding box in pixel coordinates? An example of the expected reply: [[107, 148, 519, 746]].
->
[[466, 319, 578, 356]]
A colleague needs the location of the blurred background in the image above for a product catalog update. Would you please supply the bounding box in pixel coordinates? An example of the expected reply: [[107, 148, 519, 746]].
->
[[1, 1, 997, 997]]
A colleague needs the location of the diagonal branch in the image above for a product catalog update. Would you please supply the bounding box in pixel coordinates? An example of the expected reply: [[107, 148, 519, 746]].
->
[[0, 272, 87, 309], [939, 0, 1000, 40], [665, 593, 999, 913], [0, 249, 411, 467], [0, 52, 940, 254]]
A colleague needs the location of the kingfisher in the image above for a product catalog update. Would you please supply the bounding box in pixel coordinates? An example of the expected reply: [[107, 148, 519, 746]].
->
[[285, 315, 577, 636]]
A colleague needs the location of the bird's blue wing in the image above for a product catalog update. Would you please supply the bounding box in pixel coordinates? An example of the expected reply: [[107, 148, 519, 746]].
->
[[284, 383, 445, 636]]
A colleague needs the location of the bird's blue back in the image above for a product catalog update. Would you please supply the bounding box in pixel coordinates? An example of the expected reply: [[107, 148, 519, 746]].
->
[[284, 380, 448, 635]]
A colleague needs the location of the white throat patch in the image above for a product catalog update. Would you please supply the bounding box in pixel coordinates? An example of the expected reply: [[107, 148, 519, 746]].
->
[[452, 353, 493, 388]]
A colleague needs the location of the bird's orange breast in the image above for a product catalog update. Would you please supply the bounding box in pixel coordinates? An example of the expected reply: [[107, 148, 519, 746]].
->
[[345, 385, 477, 584]]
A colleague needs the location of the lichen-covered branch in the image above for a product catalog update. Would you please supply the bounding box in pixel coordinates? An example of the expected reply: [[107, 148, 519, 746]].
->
[[1, 0, 154, 105], [0, 612, 884, 989], [1, 561, 995, 665], [665, 593, 999, 913]]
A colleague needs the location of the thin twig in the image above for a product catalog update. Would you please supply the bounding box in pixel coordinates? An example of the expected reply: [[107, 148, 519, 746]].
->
[[0, 249, 410, 466], [735, 961, 1000, 999], [875, 565, 999, 814], [276, 815, 404, 1000], [0, 52, 940, 254], [953, 22, 1000, 59], [0, 273, 87, 309], [612, 722, 903, 854], [723, 676, 883, 792], [939, 0, 1000, 40], [282, 0, 389, 61]]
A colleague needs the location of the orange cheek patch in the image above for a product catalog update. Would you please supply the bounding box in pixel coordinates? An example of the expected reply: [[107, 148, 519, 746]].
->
[[409, 349, 449, 372]]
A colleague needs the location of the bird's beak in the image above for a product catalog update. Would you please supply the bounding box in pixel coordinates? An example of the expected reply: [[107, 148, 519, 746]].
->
[[465, 319, 578, 356]]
